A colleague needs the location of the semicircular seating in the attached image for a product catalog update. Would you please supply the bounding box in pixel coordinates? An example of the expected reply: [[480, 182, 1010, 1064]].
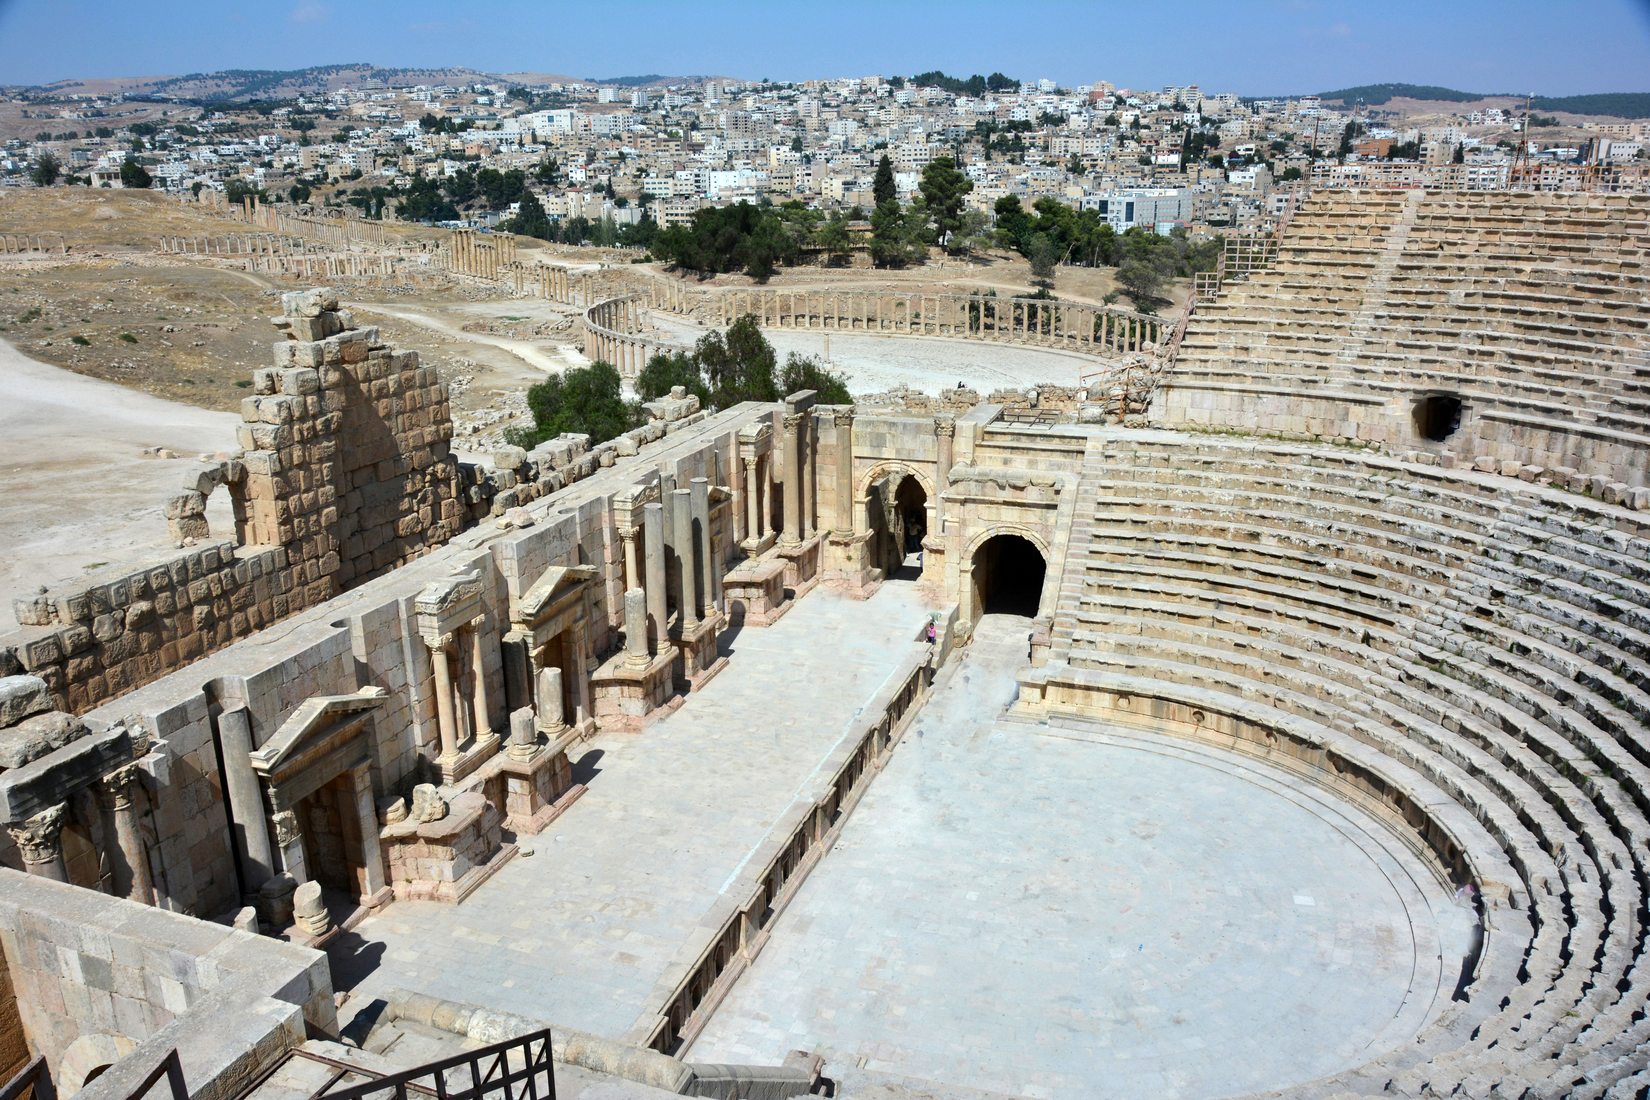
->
[[1022, 434, 1650, 1097]]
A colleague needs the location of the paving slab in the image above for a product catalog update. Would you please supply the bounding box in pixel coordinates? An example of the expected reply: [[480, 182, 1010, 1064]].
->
[[688, 614, 1479, 1099], [333, 582, 934, 1040]]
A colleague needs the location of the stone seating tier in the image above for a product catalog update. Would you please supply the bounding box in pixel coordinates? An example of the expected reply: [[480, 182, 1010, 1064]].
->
[[1023, 435, 1650, 1095], [1164, 192, 1650, 491]]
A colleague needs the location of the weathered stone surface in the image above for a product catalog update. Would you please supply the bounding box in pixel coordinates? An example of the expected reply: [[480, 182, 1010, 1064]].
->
[[0, 675, 51, 727], [0, 710, 90, 769]]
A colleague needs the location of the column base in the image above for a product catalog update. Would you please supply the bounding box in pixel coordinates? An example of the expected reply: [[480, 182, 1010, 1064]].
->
[[379, 790, 516, 905], [920, 536, 947, 587], [741, 531, 777, 558], [827, 531, 880, 599], [724, 557, 791, 626], [484, 727, 585, 836], [437, 731, 501, 786], [590, 648, 678, 731], [673, 610, 728, 689], [772, 531, 826, 598]]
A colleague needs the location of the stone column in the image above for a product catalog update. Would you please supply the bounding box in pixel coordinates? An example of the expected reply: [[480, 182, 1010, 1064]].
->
[[934, 417, 956, 534], [350, 766, 388, 901], [691, 477, 715, 612], [834, 410, 855, 537], [643, 502, 668, 652], [7, 803, 67, 881], [673, 488, 699, 627], [470, 617, 492, 736], [98, 765, 154, 904], [535, 666, 567, 732], [620, 525, 641, 593], [218, 706, 274, 891], [802, 413, 817, 538], [624, 589, 650, 666], [432, 638, 460, 759], [781, 413, 803, 545], [743, 455, 760, 542]]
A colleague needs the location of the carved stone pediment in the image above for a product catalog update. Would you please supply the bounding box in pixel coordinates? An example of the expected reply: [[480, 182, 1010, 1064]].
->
[[512, 564, 596, 631], [613, 475, 662, 525], [416, 568, 485, 644], [249, 689, 385, 808], [738, 420, 774, 455]]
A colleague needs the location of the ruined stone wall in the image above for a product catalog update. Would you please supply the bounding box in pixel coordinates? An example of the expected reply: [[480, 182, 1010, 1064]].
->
[[72, 404, 758, 919], [0, 872, 332, 1098], [254, 288, 464, 591], [0, 944, 25, 1082], [7, 545, 292, 715]]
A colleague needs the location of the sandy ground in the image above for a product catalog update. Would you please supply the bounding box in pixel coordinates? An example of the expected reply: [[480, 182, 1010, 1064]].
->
[[0, 339, 239, 628], [651, 313, 1098, 394]]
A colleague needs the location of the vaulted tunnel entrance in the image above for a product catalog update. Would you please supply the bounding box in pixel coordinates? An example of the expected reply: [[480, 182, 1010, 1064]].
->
[[972, 534, 1046, 617], [867, 473, 928, 580]]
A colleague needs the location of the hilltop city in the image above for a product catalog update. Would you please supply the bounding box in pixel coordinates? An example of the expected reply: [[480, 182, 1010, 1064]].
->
[[6, 68, 1647, 253]]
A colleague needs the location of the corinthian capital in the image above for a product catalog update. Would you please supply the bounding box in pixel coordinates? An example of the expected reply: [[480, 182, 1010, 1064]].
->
[[8, 803, 67, 864]]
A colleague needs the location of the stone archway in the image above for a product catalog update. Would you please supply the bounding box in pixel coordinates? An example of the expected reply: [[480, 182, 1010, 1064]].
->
[[969, 532, 1048, 619], [58, 1034, 137, 1096], [858, 463, 937, 581]]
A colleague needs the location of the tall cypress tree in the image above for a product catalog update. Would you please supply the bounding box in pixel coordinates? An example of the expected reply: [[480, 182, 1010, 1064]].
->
[[872, 154, 896, 208]]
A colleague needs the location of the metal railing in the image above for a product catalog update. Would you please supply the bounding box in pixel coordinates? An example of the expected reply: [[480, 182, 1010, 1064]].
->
[[1, 1057, 52, 1100], [315, 1030, 555, 1100]]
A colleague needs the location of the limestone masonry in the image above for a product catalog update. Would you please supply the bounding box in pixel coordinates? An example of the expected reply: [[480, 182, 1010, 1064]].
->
[[3, 188, 1650, 1100]]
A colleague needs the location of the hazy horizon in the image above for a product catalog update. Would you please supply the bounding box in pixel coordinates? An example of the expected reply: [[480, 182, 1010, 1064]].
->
[[1, 0, 1648, 96]]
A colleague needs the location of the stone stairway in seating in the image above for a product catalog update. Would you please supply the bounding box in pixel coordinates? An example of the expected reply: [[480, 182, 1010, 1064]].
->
[[1020, 431, 1650, 1098], [1156, 189, 1650, 493]]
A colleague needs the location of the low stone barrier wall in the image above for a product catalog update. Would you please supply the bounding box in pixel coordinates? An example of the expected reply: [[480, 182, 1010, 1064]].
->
[[635, 641, 939, 1055]]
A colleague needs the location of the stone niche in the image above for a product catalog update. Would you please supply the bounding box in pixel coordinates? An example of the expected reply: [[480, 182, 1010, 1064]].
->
[[247, 691, 393, 926], [414, 568, 502, 784], [501, 564, 596, 741]]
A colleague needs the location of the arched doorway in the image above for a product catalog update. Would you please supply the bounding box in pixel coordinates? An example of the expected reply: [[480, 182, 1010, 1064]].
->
[[866, 472, 928, 580], [972, 534, 1046, 617]]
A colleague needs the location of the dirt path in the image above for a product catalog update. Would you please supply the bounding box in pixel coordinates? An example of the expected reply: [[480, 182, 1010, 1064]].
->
[[354, 302, 575, 374], [0, 339, 239, 627]]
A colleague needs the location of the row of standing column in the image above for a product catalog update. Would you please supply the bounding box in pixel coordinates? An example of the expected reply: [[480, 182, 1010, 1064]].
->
[[619, 477, 722, 663], [718, 291, 1160, 351], [4, 765, 155, 904], [429, 616, 494, 766], [781, 409, 819, 545]]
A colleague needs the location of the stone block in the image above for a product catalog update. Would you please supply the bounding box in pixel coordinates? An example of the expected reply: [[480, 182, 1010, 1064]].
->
[[0, 675, 52, 727]]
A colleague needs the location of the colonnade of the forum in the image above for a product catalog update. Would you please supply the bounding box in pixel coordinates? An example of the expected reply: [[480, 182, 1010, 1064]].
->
[[715, 289, 1164, 353], [158, 234, 311, 257], [0, 233, 67, 255], [584, 296, 670, 382], [233, 197, 394, 248], [504, 262, 591, 306], [446, 228, 519, 280]]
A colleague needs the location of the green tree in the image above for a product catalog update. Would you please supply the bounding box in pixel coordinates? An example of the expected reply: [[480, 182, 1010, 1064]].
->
[[872, 154, 896, 207], [950, 208, 993, 257], [993, 195, 1032, 253], [516, 361, 638, 447], [29, 152, 60, 187], [1027, 232, 1061, 287], [779, 353, 851, 405], [635, 351, 710, 405], [224, 178, 265, 205], [119, 157, 152, 189], [814, 210, 853, 265], [918, 156, 973, 250], [693, 315, 778, 407], [870, 196, 927, 267], [506, 191, 553, 239]]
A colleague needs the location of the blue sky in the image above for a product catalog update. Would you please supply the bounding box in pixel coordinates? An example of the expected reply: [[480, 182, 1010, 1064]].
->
[[1, 0, 1647, 94]]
